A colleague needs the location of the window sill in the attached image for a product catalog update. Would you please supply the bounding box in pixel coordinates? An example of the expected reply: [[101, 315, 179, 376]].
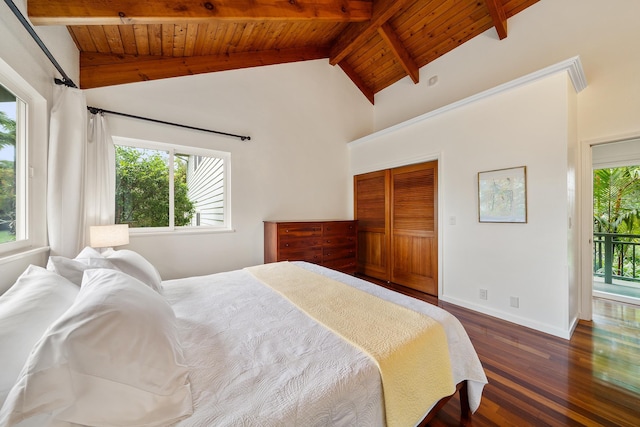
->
[[129, 228, 236, 238], [0, 246, 50, 266]]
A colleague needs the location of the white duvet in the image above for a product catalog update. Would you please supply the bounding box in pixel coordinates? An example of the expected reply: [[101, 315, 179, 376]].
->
[[165, 262, 487, 427]]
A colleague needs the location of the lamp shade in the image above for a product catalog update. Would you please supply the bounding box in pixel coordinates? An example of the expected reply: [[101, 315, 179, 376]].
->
[[89, 224, 130, 248]]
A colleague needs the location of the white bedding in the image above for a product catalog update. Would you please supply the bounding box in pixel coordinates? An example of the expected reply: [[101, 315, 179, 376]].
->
[[165, 261, 487, 427]]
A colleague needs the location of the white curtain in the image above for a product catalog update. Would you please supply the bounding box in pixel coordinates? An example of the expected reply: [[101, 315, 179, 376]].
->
[[85, 112, 115, 231], [47, 85, 87, 257], [47, 85, 115, 257]]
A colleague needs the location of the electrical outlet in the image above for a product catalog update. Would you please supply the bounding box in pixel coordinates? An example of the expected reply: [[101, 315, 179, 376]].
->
[[510, 296, 519, 308], [479, 289, 488, 300]]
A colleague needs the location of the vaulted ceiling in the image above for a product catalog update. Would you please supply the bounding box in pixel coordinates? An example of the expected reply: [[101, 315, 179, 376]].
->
[[28, 0, 539, 104]]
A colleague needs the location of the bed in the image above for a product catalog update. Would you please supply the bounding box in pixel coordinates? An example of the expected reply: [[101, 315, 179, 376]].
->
[[0, 248, 487, 427]]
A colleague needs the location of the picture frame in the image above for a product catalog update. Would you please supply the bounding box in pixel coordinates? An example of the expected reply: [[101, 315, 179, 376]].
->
[[478, 166, 527, 223]]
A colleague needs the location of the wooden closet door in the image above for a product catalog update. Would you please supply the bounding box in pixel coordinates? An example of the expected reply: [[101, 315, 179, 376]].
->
[[354, 170, 390, 281], [391, 161, 438, 295]]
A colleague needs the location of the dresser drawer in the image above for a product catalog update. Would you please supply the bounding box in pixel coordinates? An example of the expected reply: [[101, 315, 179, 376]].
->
[[278, 247, 322, 263], [278, 223, 322, 237], [323, 258, 357, 274], [323, 221, 357, 237], [323, 246, 356, 262], [322, 236, 356, 247], [279, 236, 322, 250]]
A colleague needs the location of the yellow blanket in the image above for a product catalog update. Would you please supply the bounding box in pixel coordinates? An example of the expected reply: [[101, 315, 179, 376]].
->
[[245, 262, 455, 427]]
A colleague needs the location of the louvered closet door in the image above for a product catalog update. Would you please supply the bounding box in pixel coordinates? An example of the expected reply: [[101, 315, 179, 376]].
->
[[391, 161, 438, 295], [354, 170, 390, 281]]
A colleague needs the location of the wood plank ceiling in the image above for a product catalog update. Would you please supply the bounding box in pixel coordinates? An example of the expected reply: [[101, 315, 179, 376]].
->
[[28, 0, 540, 104]]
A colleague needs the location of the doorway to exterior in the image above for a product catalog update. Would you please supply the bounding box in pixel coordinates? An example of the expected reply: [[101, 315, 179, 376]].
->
[[592, 139, 640, 306]]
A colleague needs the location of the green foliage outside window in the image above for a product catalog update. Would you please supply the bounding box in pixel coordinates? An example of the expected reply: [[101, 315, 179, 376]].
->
[[0, 111, 16, 242], [594, 166, 640, 234], [593, 166, 640, 279], [115, 146, 194, 228]]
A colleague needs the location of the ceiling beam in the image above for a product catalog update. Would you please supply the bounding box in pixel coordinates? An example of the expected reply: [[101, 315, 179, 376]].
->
[[485, 0, 508, 39], [28, 0, 372, 25], [329, 0, 413, 65], [338, 61, 375, 104], [377, 22, 418, 84], [79, 46, 330, 88]]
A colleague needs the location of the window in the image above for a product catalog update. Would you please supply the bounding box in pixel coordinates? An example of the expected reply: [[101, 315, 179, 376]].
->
[[113, 137, 230, 232], [0, 58, 47, 257], [0, 82, 26, 247]]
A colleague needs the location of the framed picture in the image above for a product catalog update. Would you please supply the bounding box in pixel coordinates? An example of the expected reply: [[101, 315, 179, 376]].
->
[[478, 166, 527, 223]]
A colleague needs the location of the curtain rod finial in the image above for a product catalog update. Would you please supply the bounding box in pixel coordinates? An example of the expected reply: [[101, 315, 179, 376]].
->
[[53, 77, 78, 88]]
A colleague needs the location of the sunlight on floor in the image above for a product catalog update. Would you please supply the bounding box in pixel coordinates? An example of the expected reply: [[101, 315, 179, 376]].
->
[[591, 298, 640, 395]]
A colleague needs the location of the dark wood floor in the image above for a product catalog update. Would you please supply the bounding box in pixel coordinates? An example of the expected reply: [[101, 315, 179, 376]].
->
[[371, 280, 640, 427]]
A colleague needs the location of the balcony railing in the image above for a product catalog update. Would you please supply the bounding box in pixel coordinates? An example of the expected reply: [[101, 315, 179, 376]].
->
[[593, 232, 640, 284]]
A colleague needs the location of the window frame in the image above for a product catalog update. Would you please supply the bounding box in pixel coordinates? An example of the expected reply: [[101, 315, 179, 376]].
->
[[0, 58, 46, 257], [113, 136, 232, 235]]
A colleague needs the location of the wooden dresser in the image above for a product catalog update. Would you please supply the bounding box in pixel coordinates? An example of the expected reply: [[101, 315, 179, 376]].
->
[[264, 220, 357, 274]]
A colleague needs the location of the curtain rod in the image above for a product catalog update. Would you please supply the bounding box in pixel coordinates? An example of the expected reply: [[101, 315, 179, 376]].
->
[[4, 0, 77, 88], [86, 105, 251, 141], [6, 0, 251, 141]]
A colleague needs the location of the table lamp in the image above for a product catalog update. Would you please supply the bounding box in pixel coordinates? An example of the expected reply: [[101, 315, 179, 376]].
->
[[89, 224, 130, 249]]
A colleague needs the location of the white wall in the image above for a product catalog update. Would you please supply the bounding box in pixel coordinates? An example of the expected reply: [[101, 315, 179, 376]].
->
[[85, 60, 372, 279], [373, 0, 640, 144], [350, 71, 578, 338], [0, 0, 78, 292]]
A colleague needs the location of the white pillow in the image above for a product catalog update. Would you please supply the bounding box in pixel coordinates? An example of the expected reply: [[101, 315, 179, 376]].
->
[[0, 265, 79, 406], [46, 247, 116, 286], [73, 246, 112, 267], [104, 248, 163, 292], [0, 269, 193, 427]]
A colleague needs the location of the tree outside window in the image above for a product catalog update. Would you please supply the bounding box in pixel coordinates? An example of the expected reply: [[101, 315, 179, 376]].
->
[[0, 99, 17, 244], [115, 146, 194, 228]]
